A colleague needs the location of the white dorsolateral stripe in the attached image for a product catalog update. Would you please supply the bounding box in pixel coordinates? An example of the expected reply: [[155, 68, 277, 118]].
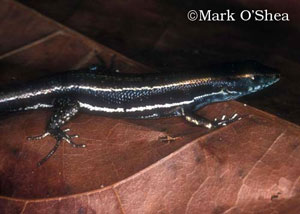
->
[[0, 86, 64, 103], [78, 90, 226, 113], [0, 80, 208, 103], [75, 79, 207, 92], [78, 102, 124, 113], [23, 103, 53, 110]]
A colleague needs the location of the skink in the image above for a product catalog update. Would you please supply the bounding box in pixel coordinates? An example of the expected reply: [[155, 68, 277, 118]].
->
[[0, 59, 280, 166]]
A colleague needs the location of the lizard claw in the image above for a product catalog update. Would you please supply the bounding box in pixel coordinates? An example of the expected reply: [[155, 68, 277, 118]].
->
[[61, 131, 85, 148], [27, 132, 50, 141], [63, 128, 79, 138], [69, 134, 79, 138], [63, 136, 86, 148], [213, 113, 241, 128]]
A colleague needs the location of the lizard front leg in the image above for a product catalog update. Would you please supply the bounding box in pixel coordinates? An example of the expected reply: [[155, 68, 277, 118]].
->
[[27, 98, 85, 166]]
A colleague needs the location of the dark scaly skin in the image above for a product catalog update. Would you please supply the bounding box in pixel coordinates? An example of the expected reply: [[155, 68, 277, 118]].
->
[[0, 58, 280, 166]]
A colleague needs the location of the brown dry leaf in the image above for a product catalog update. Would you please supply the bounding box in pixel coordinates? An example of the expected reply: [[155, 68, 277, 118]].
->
[[0, 1, 300, 213]]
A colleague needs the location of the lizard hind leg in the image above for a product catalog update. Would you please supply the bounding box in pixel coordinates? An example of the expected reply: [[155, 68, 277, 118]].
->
[[182, 108, 241, 129], [27, 98, 86, 166]]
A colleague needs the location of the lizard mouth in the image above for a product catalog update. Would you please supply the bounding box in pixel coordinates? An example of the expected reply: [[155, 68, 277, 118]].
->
[[248, 73, 280, 93]]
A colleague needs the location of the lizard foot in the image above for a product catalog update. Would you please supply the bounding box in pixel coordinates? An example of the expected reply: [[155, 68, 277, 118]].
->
[[27, 128, 79, 141], [159, 135, 180, 143], [27, 128, 86, 166], [58, 129, 85, 148], [212, 113, 241, 128]]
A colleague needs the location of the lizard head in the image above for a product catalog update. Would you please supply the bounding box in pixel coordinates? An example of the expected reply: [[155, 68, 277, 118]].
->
[[209, 60, 280, 99]]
